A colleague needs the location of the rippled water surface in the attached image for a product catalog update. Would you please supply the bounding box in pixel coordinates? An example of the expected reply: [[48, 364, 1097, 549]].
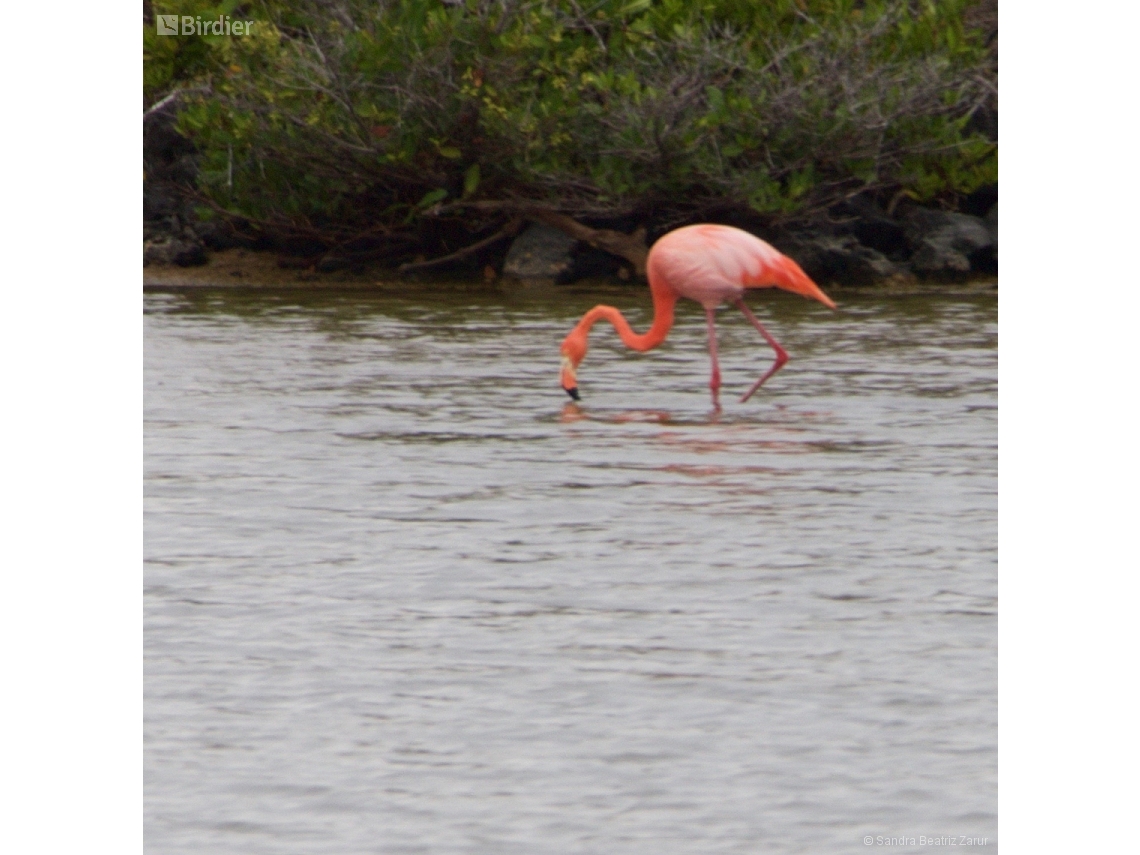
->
[[145, 282, 997, 854]]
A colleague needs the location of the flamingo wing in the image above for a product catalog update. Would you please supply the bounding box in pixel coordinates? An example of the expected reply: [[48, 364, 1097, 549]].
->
[[649, 225, 835, 309]]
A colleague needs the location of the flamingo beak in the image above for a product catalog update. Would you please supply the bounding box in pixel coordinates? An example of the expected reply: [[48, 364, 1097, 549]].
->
[[560, 355, 579, 400], [773, 258, 837, 309]]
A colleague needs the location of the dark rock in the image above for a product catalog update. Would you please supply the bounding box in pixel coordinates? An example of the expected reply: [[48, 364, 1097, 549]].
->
[[911, 242, 970, 274], [961, 183, 998, 217], [190, 219, 237, 251], [984, 203, 997, 245], [848, 216, 909, 261], [981, 203, 998, 272], [144, 237, 207, 267], [144, 109, 196, 180], [557, 245, 624, 284], [777, 232, 909, 287], [903, 208, 995, 276], [503, 224, 577, 280], [833, 196, 909, 259], [316, 254, 354, 273], [143, 184, 180, 221], [143, 100, 216, 261], [143, 101, 272, 261], [143, 109, 199, 227]]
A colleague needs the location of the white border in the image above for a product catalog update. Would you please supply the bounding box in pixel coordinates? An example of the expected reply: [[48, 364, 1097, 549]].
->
[[1, 3, 140, 853]]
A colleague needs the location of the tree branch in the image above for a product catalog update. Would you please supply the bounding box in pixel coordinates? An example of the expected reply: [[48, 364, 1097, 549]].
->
[[398, 217, 524, 274], [436, 201, 649, 276]]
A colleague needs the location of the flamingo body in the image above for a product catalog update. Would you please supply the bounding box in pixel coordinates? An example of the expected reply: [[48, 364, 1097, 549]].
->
[[559, 224, 835, 406], [647, 224, 836, 310]]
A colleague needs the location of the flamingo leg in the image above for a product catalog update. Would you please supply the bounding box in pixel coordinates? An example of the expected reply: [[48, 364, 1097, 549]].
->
[[735, 298, 788, 402], [705, 307, 722, 408]]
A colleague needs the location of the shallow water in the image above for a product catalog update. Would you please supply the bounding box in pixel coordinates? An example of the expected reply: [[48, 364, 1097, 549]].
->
[[145, 282, 997, 854]]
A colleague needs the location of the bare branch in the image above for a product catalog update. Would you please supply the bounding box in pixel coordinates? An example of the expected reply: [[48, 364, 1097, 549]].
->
[[398, 218, 523, 274]]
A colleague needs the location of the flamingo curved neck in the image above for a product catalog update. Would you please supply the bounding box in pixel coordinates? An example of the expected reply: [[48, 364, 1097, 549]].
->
[[577, 289, 676, 353]]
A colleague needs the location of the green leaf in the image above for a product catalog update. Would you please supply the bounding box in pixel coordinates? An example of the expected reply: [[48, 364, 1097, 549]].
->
[[416, 188, 448, 208], [618, 0, 652, 16], [705, 85, 724, 115], [438, 146, 462, 159], [463, 163, 481, 197]]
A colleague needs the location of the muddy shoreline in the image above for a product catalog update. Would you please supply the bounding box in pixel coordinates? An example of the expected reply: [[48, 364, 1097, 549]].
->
[[144, 248, 997, 296]]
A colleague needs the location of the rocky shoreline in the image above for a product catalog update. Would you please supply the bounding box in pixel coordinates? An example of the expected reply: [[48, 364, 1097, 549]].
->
[[145, 106, 997, 292], [143, 247, 996, 300]]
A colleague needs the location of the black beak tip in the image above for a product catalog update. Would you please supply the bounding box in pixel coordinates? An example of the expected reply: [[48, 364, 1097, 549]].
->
[[564, 386, 580, 401]]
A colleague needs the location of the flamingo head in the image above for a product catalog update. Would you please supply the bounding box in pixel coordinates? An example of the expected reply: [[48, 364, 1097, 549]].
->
[[559, 330, 587, 400]]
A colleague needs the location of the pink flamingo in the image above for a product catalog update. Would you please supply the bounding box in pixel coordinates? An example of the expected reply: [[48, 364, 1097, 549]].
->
[[559, 224, 837, 407]]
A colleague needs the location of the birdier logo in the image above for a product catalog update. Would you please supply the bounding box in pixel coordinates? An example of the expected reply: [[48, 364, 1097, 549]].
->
[[156, 15, 255, 36]]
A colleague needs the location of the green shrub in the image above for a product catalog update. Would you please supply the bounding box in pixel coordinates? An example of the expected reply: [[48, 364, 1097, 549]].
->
[[149, 0, 997, 241]]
